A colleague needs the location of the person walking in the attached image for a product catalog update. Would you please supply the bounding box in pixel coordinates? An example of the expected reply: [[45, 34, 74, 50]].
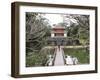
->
[[72, 57, 78, 65], [58, 45, 60, 51], [66, 55, 73, 65]]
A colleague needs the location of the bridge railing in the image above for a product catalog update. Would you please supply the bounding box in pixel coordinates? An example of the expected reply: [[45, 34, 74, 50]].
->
[[45, 47, 57, 66], [52, 47, 57, 66], [61, 47, 66, 65]]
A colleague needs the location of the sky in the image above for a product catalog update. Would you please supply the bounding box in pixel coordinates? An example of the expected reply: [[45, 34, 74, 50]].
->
[[44, 14, 63, 26], [44, 13, 78, 27]]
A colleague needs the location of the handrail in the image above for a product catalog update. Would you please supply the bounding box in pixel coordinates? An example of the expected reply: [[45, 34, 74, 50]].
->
[[61, 47, 66, 65], [45, 47, 57, 66], [52, 48, 57, 66]]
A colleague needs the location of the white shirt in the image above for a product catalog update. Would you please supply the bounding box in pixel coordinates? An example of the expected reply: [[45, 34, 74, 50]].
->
[[66, 56, 73, 65]]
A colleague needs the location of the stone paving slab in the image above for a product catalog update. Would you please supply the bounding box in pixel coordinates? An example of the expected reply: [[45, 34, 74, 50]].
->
[[54, 47, 65, 66]]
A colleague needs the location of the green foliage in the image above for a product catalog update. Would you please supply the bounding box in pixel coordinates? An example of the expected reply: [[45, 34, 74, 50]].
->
[[67, 24, 79, 39], [62, 14, 90, 45], [26, 48, 55, 67], [72, 15, 89, 45], [26, 13, 51, 53], [64, 48, 89, 64]]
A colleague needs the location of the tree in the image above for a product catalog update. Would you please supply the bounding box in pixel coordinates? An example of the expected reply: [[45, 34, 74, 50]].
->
[[62, 14, 89, 45], [26, 13, 51, 53], [73, 15, 89, 45]]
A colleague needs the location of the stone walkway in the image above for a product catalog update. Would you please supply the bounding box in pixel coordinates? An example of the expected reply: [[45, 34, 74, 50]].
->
[[54, 47, 65, 66]]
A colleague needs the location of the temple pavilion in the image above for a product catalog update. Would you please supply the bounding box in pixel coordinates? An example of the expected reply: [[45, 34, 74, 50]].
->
[[48, 24, 67, 46]]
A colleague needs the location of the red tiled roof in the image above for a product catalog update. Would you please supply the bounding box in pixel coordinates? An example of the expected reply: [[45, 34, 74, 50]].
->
[[52, 25, 65, 29]]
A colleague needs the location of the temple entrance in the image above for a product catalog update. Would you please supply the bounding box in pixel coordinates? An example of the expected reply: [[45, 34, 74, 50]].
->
[[55, 33, 64, 36]]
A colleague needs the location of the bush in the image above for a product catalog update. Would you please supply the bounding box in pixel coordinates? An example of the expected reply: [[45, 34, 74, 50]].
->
[[26, 48, 55, 67], [64, 48, 89, 64]]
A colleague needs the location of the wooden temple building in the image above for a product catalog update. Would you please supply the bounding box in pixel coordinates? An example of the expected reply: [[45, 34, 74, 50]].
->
[[51, 25, 67, 38], [48, 24, 67, 46]]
